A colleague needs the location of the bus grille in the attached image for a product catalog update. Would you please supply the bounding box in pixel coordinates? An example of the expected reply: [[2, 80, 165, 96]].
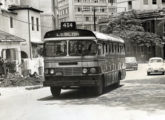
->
[[55, 67, 82, 76]]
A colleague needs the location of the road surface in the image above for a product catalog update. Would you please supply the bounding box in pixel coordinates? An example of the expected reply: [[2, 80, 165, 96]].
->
[[1, 64, 165, 120]]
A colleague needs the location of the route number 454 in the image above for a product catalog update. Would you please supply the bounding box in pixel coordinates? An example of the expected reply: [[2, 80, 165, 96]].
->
[[61, 22, 76, 30]]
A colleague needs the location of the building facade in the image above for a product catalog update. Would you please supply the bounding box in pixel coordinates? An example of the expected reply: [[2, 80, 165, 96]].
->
[[20, 0, 57, 39], [117, 0, 165, 13], [57, 0, 117, 31], [0, 1, 43, 73]]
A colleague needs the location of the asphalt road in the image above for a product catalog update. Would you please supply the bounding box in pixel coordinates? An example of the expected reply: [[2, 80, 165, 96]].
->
[[1, 64, 165, 120]]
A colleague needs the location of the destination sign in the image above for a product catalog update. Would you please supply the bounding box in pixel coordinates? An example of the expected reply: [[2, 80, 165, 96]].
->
[[44, 29, 96, 38], [55, 31, 79, 37]]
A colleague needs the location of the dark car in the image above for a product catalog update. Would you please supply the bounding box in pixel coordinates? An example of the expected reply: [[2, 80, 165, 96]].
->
[[125, 57, 138, 70]]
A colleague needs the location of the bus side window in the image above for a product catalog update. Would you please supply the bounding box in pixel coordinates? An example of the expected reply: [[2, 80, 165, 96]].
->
[[118, 44, 120, 53], [103, 43, 105, 55], [109, 43, 112, 53], [106, 44, 108, 53], [98, 43, 103, 55], [116, 44, 118, 53], [114, 44, 116, 53], [112, 44, 114, 53]]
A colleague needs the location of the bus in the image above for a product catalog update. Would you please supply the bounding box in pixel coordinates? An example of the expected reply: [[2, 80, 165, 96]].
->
[[43, 24, 126, 97]]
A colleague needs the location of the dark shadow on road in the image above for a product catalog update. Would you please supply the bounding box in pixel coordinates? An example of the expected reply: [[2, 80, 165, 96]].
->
[[123, 76, 165, 84], [38, 84, 123, 101], [38, 76, 165, 112]]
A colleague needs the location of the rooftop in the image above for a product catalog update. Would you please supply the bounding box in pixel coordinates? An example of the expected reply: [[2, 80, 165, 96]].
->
[[0, 30, 25, 42], [8, 5, 43, 13]]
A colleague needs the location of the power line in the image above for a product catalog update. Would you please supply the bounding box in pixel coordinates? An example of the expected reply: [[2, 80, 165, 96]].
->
[[0, 12, 53, 29]]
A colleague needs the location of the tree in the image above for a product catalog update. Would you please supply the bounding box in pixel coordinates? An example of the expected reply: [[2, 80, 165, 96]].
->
[[101, 10, 162, 47]]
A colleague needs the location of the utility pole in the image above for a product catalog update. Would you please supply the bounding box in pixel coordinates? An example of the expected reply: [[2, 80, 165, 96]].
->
[[27, 9, 32, 59], [93, 6, 96, 31]]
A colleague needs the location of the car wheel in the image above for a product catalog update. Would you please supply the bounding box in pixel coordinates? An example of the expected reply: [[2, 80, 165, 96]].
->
[[147, 72, 150, 76], [162, 72, 165, 75], [50, 87, 61, 97]]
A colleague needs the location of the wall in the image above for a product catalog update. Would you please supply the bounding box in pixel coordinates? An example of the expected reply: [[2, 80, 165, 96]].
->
[[20, 0, 55, 39], [12, 9, 42, 58]]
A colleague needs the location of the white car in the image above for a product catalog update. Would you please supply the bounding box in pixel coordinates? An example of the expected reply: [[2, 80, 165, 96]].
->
[[147, 57, 165, 75]]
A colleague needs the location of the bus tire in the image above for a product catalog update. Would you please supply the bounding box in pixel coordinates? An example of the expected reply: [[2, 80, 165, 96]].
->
[[114, 72, 121, 87], [94, 79, 104, 96], [50, 87, 61, 97]]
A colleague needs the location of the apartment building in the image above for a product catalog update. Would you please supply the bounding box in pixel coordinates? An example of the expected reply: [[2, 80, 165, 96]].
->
[[117, 0, 165, 13], [57, 0, 117, 31]]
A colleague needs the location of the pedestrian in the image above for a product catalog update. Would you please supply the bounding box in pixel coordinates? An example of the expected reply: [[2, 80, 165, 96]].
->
[[0, 57, 4, 77]]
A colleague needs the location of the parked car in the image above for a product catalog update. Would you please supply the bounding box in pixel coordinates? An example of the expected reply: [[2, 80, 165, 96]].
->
[[125, 57, 138, 70], [147, 57, 165, 75]]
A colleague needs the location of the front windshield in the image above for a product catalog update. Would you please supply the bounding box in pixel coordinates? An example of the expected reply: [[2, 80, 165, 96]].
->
[[149, 59, 163, 63], [45, 41, 67, 57], [125, 57, 136, 63], [69, 40, 97, 56]]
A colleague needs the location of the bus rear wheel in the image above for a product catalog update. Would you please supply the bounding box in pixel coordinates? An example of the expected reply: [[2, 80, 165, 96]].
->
[[50, 87, 61, 97], [114, 73, 121, 87]]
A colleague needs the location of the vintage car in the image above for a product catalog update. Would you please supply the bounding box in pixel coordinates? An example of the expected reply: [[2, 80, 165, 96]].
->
[[125, 57, 138, 70], [147, 57, 165, 75]]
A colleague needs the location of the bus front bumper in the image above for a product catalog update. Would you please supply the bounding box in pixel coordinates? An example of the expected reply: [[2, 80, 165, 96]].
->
[[43, 75, 102, 87]]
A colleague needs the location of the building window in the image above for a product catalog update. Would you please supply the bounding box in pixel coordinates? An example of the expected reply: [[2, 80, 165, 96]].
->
[[128, 1, 132, 10], [152, 0, 156, 4], [36, 18, 39, 31], [100, 0, 106, 3], [78, 7, 81, 12], [83, 6, 90, 12], [85, 16, 90, 21], [92, 0, 98, 3], [143, 0, 148, 4], [75, 6, 82, 12], [10, 17, 13, 28], [83, 0, 90, 2], [109, 7, 116, 14], [163, 23, 165, 36], [100, 7, 107, 12], [31, 16, 34, 31], [108, 0, 115, 4], [75, 0, 81, 2]]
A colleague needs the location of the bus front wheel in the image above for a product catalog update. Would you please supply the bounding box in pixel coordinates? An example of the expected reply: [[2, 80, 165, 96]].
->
[[50, 87, 61, 97]]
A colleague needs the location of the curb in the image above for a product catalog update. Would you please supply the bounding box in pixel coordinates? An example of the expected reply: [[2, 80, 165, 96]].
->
[[25, 85, 43, 90]]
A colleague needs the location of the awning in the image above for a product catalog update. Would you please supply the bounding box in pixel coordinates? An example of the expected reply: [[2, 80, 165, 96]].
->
[[0, 30, 25, 42]]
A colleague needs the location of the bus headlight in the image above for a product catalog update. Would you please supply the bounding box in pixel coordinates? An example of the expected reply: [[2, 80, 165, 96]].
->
[[90, 68, 97, 74], [82, 68, 88, 74], [50, 69, 55, 74], [55, 71, 63, 76]]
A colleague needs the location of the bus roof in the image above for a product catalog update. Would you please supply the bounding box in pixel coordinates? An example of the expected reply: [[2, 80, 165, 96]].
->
[[44, 29, 124, 43], [93, 31, 124, 43]]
